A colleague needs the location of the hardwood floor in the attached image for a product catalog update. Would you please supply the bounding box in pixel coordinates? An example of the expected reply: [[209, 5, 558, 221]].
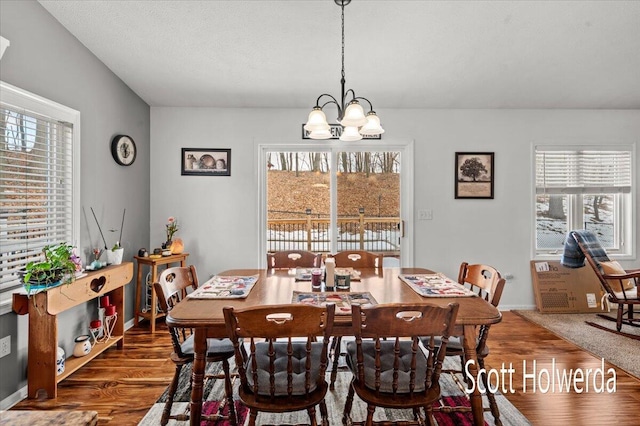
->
[[8, 311, 640, 425]]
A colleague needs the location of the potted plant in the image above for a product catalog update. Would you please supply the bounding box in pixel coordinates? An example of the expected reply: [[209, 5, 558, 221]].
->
[[22, 243, 78, 294]]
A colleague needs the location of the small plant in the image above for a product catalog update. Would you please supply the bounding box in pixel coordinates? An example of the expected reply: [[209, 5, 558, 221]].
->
[[22, 243, 77, 294]]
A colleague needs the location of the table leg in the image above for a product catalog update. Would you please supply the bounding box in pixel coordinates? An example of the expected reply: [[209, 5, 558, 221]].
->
[[189, 329, 206, 426], [462, 324, 485, 426], [150, 265, 158, 333], [134, 262, 143, 326]]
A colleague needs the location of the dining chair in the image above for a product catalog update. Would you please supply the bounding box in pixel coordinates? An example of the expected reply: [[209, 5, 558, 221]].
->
[[266, 250, 322, 270], [328, 249, 384, 389], [223, 303, 335, 426], [343, 302, 459, 426], [329, 250, 383, 269], [427, 262, 506, 425], [563, 230, 639, 332], [153, 265, 237, 426]]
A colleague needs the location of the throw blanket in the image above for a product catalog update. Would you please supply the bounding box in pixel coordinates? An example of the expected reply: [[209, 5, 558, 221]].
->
[[560, 230, 610, 268]]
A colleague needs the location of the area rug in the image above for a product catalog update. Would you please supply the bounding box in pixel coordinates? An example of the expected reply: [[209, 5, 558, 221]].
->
[[513, 310, 640, 379], [138, 359, 530, 425]]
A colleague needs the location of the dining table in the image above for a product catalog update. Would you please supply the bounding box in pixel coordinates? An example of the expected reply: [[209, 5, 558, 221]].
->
[[165, 267, 502, 426]]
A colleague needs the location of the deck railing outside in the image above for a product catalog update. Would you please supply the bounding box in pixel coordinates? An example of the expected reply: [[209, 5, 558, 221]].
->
[[267, 210, 400, 255]]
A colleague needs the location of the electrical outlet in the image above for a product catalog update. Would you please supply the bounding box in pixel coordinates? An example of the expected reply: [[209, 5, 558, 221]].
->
[[0, 335, 10, 358], [418, 209, 433, 220]]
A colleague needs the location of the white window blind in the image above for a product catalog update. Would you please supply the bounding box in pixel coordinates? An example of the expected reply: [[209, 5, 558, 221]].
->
[[535, 149, 632, 194], [0, 102, 74, 291]]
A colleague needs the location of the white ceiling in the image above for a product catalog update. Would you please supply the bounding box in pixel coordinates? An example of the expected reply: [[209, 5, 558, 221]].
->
[[38, 0, 640, 109]]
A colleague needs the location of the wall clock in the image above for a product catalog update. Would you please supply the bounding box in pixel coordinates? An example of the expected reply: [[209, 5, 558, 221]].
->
[[111, 135, 137, 166]]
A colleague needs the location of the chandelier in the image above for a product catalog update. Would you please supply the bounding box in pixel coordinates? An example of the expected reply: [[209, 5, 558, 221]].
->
[[303, 0, 384, 141]]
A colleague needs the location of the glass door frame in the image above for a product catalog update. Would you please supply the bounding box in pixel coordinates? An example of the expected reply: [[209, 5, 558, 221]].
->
[[257, 139, 414, 268]]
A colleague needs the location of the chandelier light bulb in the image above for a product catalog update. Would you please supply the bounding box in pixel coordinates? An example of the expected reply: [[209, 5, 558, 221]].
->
[[304, 107, 330, 132], [359, 111, 385, 136], [339, 126, 363, 141], [340, 101, 367, 127]]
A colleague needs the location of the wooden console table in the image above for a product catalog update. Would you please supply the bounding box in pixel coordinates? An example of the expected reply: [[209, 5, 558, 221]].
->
[[133, 253, 188, 333], [12, 262, 133, 399]]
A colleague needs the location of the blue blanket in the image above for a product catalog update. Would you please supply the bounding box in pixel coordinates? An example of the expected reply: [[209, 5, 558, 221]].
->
[[560, 230, 610, 268]]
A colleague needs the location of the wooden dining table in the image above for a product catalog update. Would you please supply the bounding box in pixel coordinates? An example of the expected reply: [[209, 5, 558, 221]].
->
[[165, 267, 502, 426]]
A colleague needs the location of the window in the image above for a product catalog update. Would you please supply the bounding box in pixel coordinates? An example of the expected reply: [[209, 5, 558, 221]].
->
[[534, 145, 634, 257], [0, 82, 80, 293]]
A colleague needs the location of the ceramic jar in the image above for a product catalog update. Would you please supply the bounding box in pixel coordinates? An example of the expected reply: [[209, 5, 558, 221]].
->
[[56, 346, 65, 375], [73, 335, 92, 357]]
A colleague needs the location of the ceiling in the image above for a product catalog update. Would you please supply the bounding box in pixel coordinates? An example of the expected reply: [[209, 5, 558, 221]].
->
[[38, 0, 640, 109]]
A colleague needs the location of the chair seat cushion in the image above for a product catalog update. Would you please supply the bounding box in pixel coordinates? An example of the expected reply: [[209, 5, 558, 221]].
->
[[180, 336, 235, 356], [610, 286, 638, 300], [346, 340, 428, 393], [246, 341, 324, 396], [600, 261, 636, 293]]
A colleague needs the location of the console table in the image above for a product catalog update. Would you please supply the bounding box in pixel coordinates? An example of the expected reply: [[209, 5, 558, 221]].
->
[[133, 253, 189, 333], [12, 262, 133, 399]]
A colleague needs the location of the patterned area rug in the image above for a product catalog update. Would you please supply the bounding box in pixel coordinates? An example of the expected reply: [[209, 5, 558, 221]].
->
[[513, 310, 640, 379], [138, 358, 530, 425]]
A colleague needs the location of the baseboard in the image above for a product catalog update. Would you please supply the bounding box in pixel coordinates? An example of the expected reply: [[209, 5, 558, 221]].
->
[[500, 304, 537, 311], [0, 385, 27, 410]]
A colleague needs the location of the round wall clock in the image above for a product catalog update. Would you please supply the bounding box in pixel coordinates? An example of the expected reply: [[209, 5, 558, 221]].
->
[[111, 135, 137, 166]]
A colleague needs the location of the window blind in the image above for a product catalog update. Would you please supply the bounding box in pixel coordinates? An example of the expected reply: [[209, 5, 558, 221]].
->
[[0, 103, 74, 291], [535, 149, 632, 195]]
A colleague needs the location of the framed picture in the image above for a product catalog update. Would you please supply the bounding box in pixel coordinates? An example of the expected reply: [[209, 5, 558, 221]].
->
[[454, 152, 494, 199], [181, 148, 231, 176]]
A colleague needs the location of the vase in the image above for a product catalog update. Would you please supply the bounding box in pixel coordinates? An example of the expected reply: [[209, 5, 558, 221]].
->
[[106, 248, 124, 265], [56, 346, 65, 375]]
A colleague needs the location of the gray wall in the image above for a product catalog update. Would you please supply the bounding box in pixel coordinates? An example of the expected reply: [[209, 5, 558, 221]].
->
[[0, 0, 150, 404], [150, 107, 640, 310]]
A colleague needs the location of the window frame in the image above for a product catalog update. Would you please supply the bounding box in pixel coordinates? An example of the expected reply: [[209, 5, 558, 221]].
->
[[0, 81, 81, 299], [532, 143, 636, 260]]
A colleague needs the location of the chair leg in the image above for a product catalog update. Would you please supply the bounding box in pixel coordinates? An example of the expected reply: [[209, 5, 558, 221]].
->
[[307, 405, 318, 426], [247, 409, 258, 426], [330, 336, 342, 390], [479, 356, 502, 426], [319, 400, 329, 426], [342, 381, 356, 426], [222, 358, 238, 426], [161, 363, 183, 426], [617, 304, 624, 331], [365, 404, 375, 426]]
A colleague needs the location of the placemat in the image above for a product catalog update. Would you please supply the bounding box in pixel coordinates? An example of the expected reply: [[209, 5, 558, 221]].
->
[[292, 291, 377, 315], [398, 273, 477, 297], [187, 275, 259, 299]]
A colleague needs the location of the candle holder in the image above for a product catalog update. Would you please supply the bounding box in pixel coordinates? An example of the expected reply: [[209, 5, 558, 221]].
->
[[89, 319, 103, 344], [103, 313, 118, 341]]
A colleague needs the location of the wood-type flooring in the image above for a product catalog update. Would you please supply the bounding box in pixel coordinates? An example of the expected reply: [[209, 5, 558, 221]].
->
[[8, 312, 640, 425]]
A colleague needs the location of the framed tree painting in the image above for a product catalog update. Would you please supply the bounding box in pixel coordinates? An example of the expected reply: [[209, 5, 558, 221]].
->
[[181, 148, 231, 176], [454, 152, 494, 199]]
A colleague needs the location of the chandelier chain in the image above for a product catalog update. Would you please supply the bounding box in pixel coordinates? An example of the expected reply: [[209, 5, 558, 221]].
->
[[341, 1, 345, 82]]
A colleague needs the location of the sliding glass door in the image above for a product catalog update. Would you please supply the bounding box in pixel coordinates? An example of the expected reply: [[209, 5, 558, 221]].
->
[[259, 141, 412, 267]]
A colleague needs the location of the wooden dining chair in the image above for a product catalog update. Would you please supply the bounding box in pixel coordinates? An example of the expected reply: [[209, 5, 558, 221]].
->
[[154, 265, 237, 426], [429, 262, 506, 425], [343, 302, 459, 426], [328, 249, 384, 389], [564, 230, 639, 332], [266, 250, 322, 270], [223, 303, 335, 426], [329, 250, 383, 269]]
